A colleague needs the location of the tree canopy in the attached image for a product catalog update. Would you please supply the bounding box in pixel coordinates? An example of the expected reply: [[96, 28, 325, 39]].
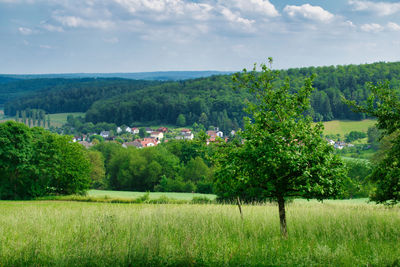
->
[[213, 62, 346, 236], [345, 82, 400, 204], [0, 121, 91, 199]]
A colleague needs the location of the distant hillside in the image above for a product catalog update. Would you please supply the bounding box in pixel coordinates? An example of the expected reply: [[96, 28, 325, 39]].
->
[[0, 71, 233, 81], [3, 78, 161, 114], [4, 61, 400, 131], [0, 76, 21, 84]]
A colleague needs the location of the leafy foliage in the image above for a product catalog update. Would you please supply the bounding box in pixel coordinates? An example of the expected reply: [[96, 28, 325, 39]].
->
[[345, 131, 367, 142], [91, 139, 213, 193], [213, 62, 346, 235], [345, 82, 400, 204], [0, 121, 91, 199]]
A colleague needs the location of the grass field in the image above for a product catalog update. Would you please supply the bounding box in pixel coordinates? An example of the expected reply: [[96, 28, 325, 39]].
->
[[322, 119, 377, 136], [88, 189, 216, 200], [0, 112, 85, 127], [0, 200, 399, 266], [48, 112, 85, 127]]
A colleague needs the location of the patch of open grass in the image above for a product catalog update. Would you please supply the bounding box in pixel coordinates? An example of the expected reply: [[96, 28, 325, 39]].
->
[[48, 112, 85, 127], [88, 189, 216, 200], [0, 201, 399, 266], [322, 119, 377, 137]]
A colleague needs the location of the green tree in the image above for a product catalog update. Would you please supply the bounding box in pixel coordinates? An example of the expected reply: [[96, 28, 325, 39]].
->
[[0, 121, 91, 199], [345, 82, 400, 204], [0, 121, 33, 199], [345, 131, 367, 143], [87, 150, 106, 189], [182, 157, 210, 182], [176, 114, 186, 127], [214, 62, 345, 236], [198, 112, 208, 126]]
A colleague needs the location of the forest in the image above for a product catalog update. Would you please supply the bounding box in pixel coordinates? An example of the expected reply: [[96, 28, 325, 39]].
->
[[3, 61, 400, 132]]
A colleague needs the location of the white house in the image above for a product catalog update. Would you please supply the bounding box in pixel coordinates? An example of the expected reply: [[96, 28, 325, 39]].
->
[[125, 127, 132, 133], [100, 131, 110, 138], [151, 131, 164, 140], [216, 131, 223, 138], [116, 127, 122, 134], [132, 127, 140, 134]]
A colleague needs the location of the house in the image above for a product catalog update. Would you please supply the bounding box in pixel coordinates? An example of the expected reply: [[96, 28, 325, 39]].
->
[[327, 139, 335, 146], [141, 137, 159, 147], [132, 127, 140, 134], [100, 131, 110, 138], [116, 127, 122, 134], [157, 127, 168, 133], [180, 128, 191, 134], [216, 131, 223, 138], [78, 141, 93, 149], [183, 132, 194, 140], [334, 141, 346, 150], [125, 127, 132, 133], [206, 130, 217, 143], [146, 127, 154, 134], [124, 140, 143, 148], [150, 131, 164, 140]]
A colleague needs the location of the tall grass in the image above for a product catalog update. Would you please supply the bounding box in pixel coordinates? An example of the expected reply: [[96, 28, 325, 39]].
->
[[0, 201, 399, 266]]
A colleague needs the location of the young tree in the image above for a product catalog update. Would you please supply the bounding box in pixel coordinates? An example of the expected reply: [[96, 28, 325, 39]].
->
[[345, 82, 400, 204], [176, 114, 186, 127], [214, 61, 345, 236]]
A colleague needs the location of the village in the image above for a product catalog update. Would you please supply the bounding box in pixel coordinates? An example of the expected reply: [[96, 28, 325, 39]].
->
[[72, 123, 358, 151], [73, 125, 233, 149]]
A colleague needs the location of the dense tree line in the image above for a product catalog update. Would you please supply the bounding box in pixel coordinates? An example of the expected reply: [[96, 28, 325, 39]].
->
[[0, 121, 91, 200], [4, 78, 160, 115], [91, 139, 214, 194], [4, 62, 400, 129]]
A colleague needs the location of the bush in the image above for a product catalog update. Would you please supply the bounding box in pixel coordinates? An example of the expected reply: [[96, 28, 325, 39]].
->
[[191, 196, 212, 204], [196, 181, 214, 194]]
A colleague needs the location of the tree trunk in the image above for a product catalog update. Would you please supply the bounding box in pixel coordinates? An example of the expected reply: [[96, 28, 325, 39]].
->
[[236, 196, 243, 220], [277, 196, 287, 237]]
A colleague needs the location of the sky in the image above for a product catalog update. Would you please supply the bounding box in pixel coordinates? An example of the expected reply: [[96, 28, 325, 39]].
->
[[0, 0, 400, 74]]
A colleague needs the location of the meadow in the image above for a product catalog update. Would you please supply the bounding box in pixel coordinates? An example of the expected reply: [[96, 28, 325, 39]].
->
[[88, 189, 216, 200], [0, 111, 85, 127], [321, 119, 376, 136], [48, 112, 85, 127], [0, 200, 399, 266]]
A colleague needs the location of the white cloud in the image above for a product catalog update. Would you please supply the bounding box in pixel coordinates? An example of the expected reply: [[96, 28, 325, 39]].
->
[[113, 0, 213, 18], [54, 15, 114, 30], [41, 23, 64, 32], [360, 23, 383, 32], [387, 22, 400, 31], [284, 4, 334, 23], [349, 0, 400, 16], [18, 27, 33, 35], [220, 7, 255, 28], [230, 0, 279, 17]]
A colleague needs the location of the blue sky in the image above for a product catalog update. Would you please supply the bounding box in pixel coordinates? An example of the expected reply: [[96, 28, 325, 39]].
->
[[0, 0, 400, 73]]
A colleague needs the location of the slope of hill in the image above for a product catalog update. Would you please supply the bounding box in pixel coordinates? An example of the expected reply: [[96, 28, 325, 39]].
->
[[4, 61, 400, 130]]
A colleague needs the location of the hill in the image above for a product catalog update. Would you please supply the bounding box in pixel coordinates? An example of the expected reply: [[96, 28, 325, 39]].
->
[[4, 61, 400, 130]]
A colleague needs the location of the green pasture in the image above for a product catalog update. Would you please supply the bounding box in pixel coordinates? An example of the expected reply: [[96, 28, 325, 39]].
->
[[321, 119, 376, 136], [88, 189, 216, 200], [0, 112, 85, 127], [48, 112, 85, 126], [0, 200, 399, 266]]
